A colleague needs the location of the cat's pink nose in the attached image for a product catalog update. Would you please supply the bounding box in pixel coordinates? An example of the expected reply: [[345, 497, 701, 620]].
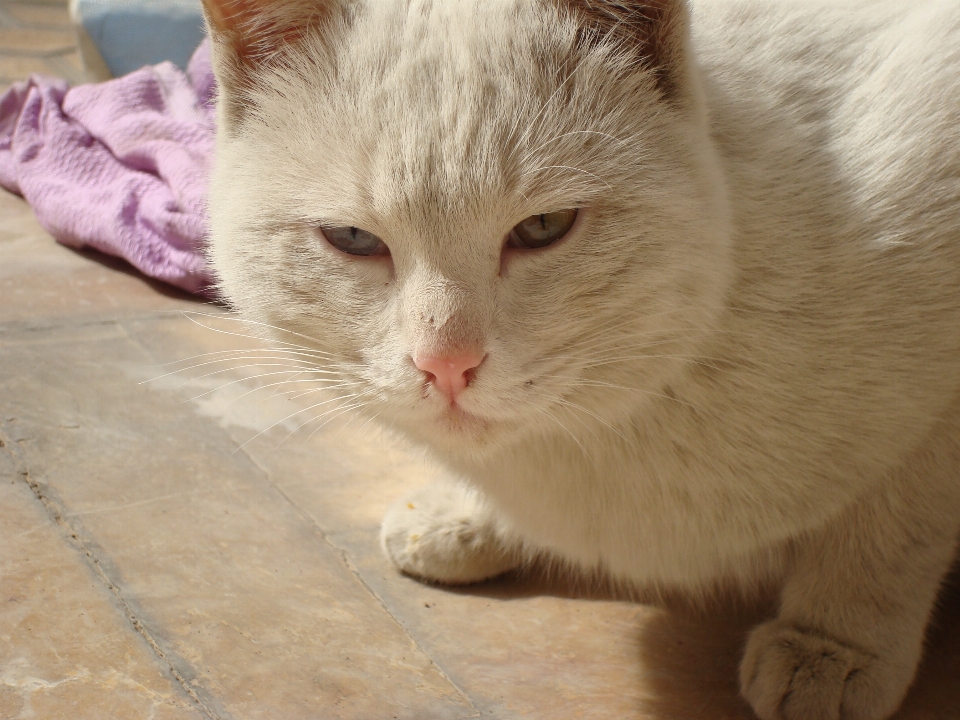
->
[[414, 352, 485, 403]]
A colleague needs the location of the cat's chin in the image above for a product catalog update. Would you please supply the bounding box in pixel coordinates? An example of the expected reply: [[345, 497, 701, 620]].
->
[[434, 404, 490, 437], [403, 402, 506, 452]]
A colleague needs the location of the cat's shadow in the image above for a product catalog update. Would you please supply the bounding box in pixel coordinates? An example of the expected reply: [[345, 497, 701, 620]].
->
[[68, 246, 218, 304], [451, 564, 960, 719]]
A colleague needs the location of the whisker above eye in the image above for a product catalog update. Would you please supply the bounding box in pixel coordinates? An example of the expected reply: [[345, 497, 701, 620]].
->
[[518, 130, 628, 166], [519, 164, 613, 191], [517, 56, 589, 150]]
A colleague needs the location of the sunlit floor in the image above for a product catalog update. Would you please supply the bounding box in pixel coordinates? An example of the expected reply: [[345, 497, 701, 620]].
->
[[2, 4, 959, 718], [0, 0, 88, 87]]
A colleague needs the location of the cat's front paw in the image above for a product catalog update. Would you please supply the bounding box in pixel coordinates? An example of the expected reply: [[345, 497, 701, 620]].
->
[[740, 621, 907, 720], [380, 480, 521, 585]]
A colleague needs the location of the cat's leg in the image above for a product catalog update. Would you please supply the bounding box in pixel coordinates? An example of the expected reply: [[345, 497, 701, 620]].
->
[[739, 473, 960, 720], [381, 479, 524, 584]]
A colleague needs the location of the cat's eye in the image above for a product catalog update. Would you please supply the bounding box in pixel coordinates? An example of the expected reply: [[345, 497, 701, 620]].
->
[[507, 209, 578, 250], [320, 226, 389, 256]]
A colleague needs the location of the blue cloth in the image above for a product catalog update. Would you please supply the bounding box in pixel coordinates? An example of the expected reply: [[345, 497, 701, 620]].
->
[[75, 0, 206, 77]]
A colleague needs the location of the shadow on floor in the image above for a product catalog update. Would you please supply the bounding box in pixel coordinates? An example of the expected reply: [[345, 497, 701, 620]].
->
[[453, 560, 960, 719], [69, 245, 221, 304]]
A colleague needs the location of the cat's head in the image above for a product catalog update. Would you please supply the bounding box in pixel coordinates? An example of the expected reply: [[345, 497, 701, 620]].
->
[[202, 0, 731, 456]]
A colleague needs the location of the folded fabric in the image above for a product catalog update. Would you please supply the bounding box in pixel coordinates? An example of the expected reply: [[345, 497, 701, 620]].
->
[[0, 40, 215, 294]]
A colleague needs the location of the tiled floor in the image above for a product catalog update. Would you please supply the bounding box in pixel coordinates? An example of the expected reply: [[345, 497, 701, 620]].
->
[[0, 0, 89, 87], [2, 5, 960, 719]]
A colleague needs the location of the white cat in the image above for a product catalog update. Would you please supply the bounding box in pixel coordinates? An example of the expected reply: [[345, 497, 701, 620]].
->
[[200, 1, 960, 718]]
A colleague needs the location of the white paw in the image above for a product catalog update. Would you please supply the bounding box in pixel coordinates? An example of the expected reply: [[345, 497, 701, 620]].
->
[[380, 481, 521, 585], [740, 621, 908, 720]]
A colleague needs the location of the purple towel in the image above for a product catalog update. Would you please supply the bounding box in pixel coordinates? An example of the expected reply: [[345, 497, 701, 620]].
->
[[0, 41, 216, 294]]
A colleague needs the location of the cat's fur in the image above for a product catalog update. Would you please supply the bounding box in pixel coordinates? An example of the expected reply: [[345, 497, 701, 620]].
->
[[200, 1, 960, 718]]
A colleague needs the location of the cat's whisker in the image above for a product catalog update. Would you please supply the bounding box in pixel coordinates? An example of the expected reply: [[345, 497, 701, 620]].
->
[[182, 369, 338, 403], [265, 368, 310, 399], [189, 374, 359, 406], [156, 346, 338, 367], [180, 311, 333, 353], [540, 375, 714, 417], [284, 380, 367, 402], [559, 337, 689, 360], [180, 311, 341, 358], [530, 341, 720, 380], [531, 406, 593, 463], [565, 314, 724, 349], [517, 54, 587, 148], [543, 308, 709, 353], [144, 356, 336, 385], [282, 400, 363, 446], [328, 400, 369, 438], [354, 411, 381, 435], [232, 392, 368, 453], [170, 361, 341, 391], [525, 386, 625, 441], [297, 402, 369, 446], [307, 388, 375, 440], [518, 129, 627, 165], [520, 164, 613, 191], [294, 390, 380, 446], [551, 353, 724, 374]]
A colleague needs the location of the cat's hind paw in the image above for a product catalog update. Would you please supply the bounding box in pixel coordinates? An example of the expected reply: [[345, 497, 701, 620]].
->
[[739, 620, 906, 720], [380, 480, 521, 585]]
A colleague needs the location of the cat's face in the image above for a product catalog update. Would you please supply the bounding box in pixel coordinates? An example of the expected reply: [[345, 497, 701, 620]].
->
[[205, 0, 731, 455]]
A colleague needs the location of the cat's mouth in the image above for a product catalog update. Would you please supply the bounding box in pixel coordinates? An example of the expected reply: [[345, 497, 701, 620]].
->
[[432, 402, 491, 438]]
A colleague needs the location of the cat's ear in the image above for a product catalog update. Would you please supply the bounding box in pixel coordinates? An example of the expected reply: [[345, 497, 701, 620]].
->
[[560, 0, 690, 101], [201, 0, 336, 121]]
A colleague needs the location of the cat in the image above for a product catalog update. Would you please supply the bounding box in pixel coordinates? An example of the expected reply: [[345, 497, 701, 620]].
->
[[199, 1, 960, 718]]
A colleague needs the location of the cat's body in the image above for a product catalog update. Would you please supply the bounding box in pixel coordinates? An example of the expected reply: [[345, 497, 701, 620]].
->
[[201, 1, 960, 718]]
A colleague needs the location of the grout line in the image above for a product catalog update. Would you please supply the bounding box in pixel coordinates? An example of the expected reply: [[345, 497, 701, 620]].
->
[[0, 46, 81, 59], [46, 51, 91, 85], [0, 5, 20, 27], [0, 427, 229, 720], [0, 310, 220, 340], [237, 445, 484, 719], [0, 1, 72, 30]]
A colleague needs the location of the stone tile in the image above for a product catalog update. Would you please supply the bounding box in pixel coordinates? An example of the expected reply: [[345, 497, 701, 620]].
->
[[8, 0, 67, 6], [335, 530, 655, 720], [2, 2, 70, 28], [0, 52, 61, 80], [0, 26, 73, 53], [0, 328, 476, 719], [57, 47, 82, 71], [0, 448, 202, 719]]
